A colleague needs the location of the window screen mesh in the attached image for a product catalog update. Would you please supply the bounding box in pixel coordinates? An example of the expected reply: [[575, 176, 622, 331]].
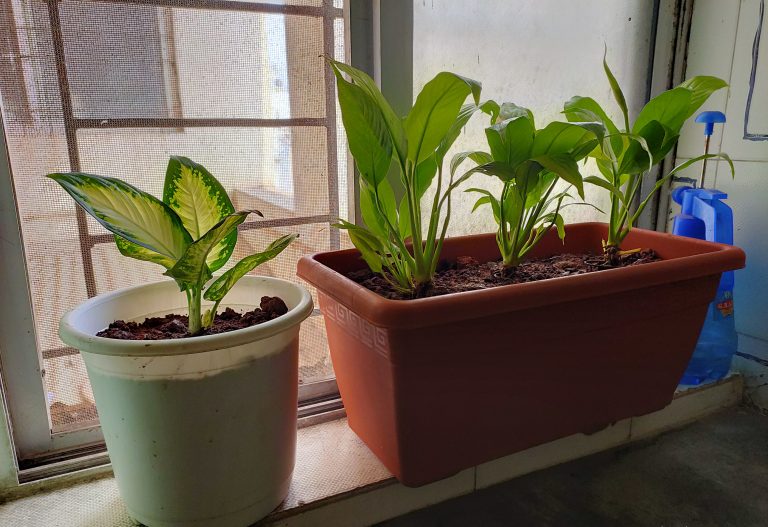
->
[[0, 0, 348, 434]]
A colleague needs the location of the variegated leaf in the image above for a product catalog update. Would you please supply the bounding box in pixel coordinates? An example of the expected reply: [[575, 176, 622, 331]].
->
[[204, 234, 298, 302], [163, 156, 236, 272], [166, 211, 254, 290], [115, 235, 176, 269], [48, 172, 191, 260]]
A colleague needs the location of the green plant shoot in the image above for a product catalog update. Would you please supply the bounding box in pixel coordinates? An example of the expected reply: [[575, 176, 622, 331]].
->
[[48, 156, 297, 334], [564, 52, 734, 256], [454, 103, 601, 271], [328, 58, 492, 296]]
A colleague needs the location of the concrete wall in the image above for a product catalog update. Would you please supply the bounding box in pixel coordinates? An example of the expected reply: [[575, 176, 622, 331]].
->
[[673, 0, 768, 407]]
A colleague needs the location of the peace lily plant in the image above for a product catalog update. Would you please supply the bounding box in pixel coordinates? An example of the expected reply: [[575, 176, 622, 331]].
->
[[454, 103, 601, 273], [49, 156, 297, 334], [564, 54, 734, 259], [328, 58, 493, 296]]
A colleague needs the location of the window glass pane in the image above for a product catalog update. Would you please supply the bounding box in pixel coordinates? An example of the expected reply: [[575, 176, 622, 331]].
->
[[413, 0, 655, 236], [0, 0, 346, 436]]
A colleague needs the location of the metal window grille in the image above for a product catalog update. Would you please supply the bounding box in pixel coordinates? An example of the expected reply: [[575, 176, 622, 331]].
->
[[0, 0, 347, 449]]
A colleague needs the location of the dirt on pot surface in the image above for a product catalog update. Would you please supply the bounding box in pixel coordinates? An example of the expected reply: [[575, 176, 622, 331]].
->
[[96, 296, 289, 340], [349, 250, 660, 300]]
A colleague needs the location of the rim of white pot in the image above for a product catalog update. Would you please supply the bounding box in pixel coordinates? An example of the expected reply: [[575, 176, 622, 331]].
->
[[60, 276, 314, 357]]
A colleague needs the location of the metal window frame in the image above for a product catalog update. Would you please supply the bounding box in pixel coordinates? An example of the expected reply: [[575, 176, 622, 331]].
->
[[640, 0, 697, 231], [0, 0, 349, 466]]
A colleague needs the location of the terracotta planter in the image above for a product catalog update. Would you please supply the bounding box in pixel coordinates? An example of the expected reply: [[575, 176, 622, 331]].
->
[[297, 223, 745, 487]]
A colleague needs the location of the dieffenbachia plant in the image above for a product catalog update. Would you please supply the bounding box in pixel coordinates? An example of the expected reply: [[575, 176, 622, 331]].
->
[[454, 103, 601, 271], [48, 156, 297, 334], [564, 54, 734, 256], [328, 58, 491, 297]]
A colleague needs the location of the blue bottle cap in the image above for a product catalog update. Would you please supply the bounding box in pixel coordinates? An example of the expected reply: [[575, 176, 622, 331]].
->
[[695, 111, 726, 136]]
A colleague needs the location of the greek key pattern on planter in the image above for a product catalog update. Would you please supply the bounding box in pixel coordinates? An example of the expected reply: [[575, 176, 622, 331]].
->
[[321, 296, 389, 355]]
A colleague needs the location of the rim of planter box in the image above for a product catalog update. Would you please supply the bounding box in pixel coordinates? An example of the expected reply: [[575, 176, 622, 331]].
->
[[298, 223, 745, 330]]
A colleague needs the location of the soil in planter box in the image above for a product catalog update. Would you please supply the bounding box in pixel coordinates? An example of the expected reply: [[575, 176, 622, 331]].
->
[[350, 250, 659, 300], [96, 296, 288, 340]]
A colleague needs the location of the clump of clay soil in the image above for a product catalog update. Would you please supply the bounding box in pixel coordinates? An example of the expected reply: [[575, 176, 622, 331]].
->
[[96, 296, 289, 340], [350, 250, 660, 300]]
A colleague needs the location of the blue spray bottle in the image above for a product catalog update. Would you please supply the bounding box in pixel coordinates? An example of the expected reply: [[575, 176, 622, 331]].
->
[[673, 111, 737, 385]]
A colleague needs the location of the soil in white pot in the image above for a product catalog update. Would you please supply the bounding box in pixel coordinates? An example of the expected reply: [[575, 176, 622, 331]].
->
[[97, 295, 289, 340]]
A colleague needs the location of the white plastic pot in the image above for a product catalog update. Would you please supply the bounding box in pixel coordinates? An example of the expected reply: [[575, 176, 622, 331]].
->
[[59, 276, 313, 527]]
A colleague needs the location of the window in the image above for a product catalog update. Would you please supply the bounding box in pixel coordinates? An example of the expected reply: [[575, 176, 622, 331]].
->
[[0, 0, 349, 464], [411, 0, 660, 236]]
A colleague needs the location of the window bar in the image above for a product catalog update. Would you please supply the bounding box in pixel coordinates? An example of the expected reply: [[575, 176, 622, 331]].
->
[[323, 0, 340, 250], [87, 213, 337, 246], [46, 0, 99, 299], [75, 0, 343, 19], [72, 117, 329, 129]]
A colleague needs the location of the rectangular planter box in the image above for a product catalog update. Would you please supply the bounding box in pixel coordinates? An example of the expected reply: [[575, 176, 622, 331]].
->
[[297, 223, 745, 486]]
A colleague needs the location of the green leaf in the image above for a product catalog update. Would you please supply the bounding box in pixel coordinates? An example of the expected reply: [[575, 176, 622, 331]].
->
[[435, 103, 480, 165], [619, 120, 679, 174], [563, 96, 622, 154], [465, 161, 519, 182], [341, 223, 385, 273], [603, 51, 630, 131], [47, 172, 191, 260], [405, 71, 482, 164], [414, 155, 438, 199], [501, 183, 524, 224], [479, 100, 501, 123], [612, 132, 655, 176], [677, 76, 728, 116], [633, 87, 693, 134], [330, 64, 393, 188], [450, 150, 493, 176], [397, 196, 412, 240], [498, 102, 534, 125], [530, 154, 585, 198], [486, 116, 535, 166], [204, 233, 298, 302], [553, 213, 566, 240], [525, 171, 558, 209], [328, 59, 407, 167], [584, 175, 626, 204], [166, 211, 255, 289], [359, 178, 398, 240], [531, 121, 601, 158], [466, 188, 501, 221], [163, 156, 236, 272]]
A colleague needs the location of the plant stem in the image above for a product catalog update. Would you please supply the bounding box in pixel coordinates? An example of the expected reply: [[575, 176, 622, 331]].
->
[[187, 287, 202, 335]]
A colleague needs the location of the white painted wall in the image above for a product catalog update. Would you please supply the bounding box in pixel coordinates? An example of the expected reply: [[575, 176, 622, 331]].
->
[[412, 0, 655, 235], [673, 0, 768, 406]]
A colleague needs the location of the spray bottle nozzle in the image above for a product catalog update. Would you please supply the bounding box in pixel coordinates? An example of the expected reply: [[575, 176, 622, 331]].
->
[[694, 111, 727, 188]]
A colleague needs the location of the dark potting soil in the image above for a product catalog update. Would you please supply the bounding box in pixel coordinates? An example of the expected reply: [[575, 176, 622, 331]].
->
[[349, 250, 660, 300], [96, 296, 289, 340]]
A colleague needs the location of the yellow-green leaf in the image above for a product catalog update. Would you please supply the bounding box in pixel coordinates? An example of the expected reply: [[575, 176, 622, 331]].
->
[[204, 234, 298, 302], [48, 172, 191, 259], [163, 156, 236, 272], [115, 235, 176, 269], [166, 211, 255, 290]]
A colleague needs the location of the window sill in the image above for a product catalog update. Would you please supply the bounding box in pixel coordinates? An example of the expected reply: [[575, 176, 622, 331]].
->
[[0, 375, 742, 526]]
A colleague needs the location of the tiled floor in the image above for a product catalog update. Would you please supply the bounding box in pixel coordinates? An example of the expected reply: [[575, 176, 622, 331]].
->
[[379, 406, 768, 527]]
